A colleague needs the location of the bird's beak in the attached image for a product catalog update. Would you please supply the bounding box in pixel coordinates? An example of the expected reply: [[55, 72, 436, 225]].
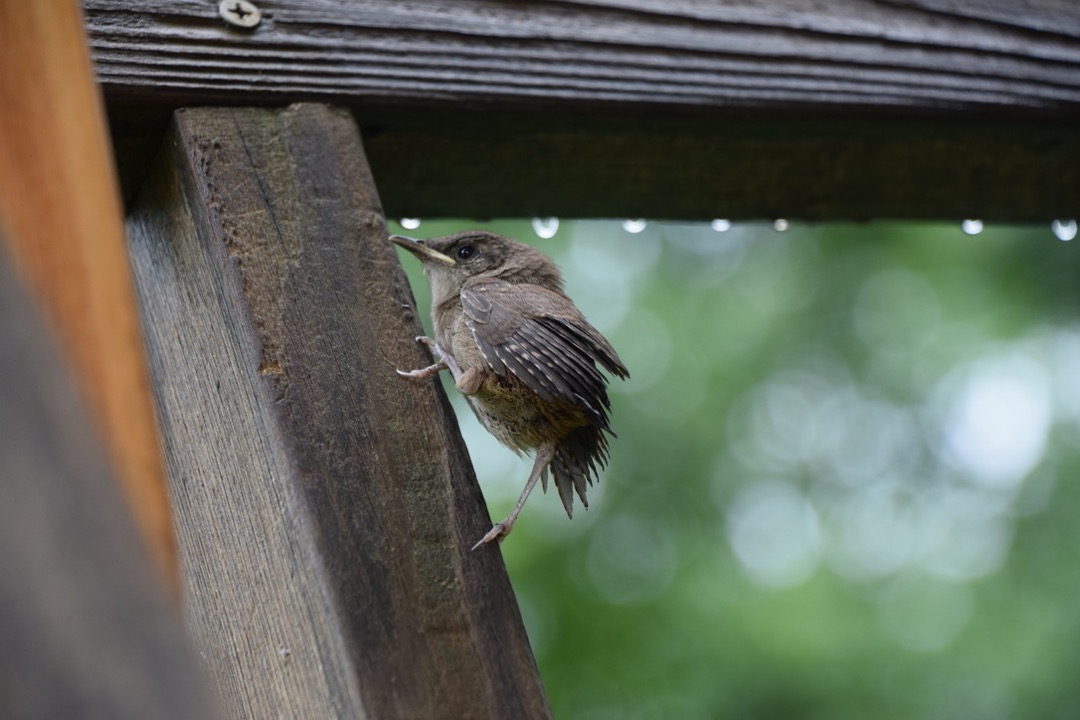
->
[[389, 235, 456, 266]]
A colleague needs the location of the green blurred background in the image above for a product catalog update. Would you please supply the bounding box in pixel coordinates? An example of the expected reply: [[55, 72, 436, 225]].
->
[[391, 217, 1080, 720]]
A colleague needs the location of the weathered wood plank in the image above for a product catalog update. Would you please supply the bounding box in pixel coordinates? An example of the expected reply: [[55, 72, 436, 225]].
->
[[126, 103, 550, 719], [85, 0, 1080, 220], [83, 0, 1080, 110], [0, 239, 220, 720], [0, 1, 178, 592]]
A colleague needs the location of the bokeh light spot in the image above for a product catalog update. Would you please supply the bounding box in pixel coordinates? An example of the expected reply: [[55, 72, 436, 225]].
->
[[726, 480, 822, 588], [940, 353, 1050, 488]]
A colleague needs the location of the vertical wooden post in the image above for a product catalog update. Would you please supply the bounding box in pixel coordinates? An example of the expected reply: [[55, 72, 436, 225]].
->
[[0, 1, 178, 592], [127, 104, 551, 719], [0, 240, 220, 720]]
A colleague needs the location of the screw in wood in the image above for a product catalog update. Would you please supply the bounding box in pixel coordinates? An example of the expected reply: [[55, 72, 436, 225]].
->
[[218, 0, 262, 29]]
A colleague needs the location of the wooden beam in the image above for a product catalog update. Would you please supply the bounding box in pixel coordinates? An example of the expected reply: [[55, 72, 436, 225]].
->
[[126, 103, 551, 719], [86, 0, 1080, 220], [0, 0, 178, 593], [84, 0, 1080, 110], [0, 240, 220, 720]]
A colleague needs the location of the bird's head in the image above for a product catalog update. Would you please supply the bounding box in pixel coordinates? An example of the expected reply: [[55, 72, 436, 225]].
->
[[391, 231, 564, 304]]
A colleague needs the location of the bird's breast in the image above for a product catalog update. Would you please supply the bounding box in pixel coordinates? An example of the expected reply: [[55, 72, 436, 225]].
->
[[467, 371, 588, 453]]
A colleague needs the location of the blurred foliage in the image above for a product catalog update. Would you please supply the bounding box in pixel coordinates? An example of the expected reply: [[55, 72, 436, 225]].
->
[[391, 218, 1080, 720]]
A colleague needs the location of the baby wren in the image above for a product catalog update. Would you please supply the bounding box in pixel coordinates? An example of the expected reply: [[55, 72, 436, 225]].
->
[[392, 231, 629, 549]]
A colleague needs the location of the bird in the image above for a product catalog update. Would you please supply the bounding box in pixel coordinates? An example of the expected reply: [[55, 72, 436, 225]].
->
[[391, 230, 629, 549]]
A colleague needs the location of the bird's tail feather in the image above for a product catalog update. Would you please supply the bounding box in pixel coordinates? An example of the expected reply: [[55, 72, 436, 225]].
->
[[548, 424, 611, 518]]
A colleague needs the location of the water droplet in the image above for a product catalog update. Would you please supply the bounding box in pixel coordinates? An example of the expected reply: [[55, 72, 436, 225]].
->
[[400, 218, 421, 230], [531, 217, 560, 239], [711, 219, 731, 232], [961, 219, 983, 235], [1052, 219, 1077, 241], [622, 219, 647, 234], [773, 219, 789, 232]]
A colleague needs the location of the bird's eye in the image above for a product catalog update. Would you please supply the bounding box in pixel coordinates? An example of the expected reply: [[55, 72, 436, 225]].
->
[[456, 244, 477, 260]]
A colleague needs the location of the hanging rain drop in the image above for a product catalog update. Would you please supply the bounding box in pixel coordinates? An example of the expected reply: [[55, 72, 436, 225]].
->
[[531, 217, 560, 239], [961, 219, 983, 235], [773, 219, 789, 232], [400, 218, 421, 230], [1051, 219, 1077, 242], [622, 219, 648, 234], [711, 219, 732, 232]]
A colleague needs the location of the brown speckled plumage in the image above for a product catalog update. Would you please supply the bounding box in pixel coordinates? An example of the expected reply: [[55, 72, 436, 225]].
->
[[392, 230, 629, 548]]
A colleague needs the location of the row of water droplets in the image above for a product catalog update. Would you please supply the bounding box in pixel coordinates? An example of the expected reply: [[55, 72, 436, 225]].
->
[[398, 217, 1078, 241], [962, 218, 1076, 240]]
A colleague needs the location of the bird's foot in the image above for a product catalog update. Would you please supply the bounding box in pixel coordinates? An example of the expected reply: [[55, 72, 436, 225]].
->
[[397, 336, 459, 380], [470, 444, 554, 551], [415, 336, 465, 383], [396, 361, 447, 380], [471, 520, 514, 551]]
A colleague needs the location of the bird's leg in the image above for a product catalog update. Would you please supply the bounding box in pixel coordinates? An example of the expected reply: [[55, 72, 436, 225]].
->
[[472, 442, 556, 551], [397, 335, 463, 381]]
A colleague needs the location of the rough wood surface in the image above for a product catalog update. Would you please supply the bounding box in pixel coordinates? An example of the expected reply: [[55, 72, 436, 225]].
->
[[126, 103, 551, 720], [0, 240, 220, 720], [84, 0, 1080, 110], [87, 0, 1080, 220], [0, 1, 178, 591]]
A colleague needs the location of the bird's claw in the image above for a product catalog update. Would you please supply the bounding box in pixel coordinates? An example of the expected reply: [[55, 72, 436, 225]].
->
[[471, 522, 512, 551], [410, 336, 465, 383], [397, 336, 449, 380], [396, 360, 447, 381]]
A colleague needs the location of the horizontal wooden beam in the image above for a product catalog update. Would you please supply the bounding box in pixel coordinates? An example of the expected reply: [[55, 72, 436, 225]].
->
[[83, 0, 1080, 111], [87, 0, 1080, 220]]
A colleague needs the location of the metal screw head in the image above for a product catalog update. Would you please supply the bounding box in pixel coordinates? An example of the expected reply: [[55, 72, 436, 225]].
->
[[219, 0, 262, 29]]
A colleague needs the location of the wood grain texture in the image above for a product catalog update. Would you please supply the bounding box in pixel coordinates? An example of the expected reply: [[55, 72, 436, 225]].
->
[[85, 0, 1080, 220], [0, 1, 178, 592], [84, 0, 1080, 110], [127, 103, 550, 719], [0, 241, 220, 720]]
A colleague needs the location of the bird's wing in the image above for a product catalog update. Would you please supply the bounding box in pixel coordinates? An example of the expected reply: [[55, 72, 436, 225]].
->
[[460, 280, 628, 427]]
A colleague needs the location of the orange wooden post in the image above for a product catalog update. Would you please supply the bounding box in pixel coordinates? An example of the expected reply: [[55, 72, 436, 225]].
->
[[0, 1, 178, 594]]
